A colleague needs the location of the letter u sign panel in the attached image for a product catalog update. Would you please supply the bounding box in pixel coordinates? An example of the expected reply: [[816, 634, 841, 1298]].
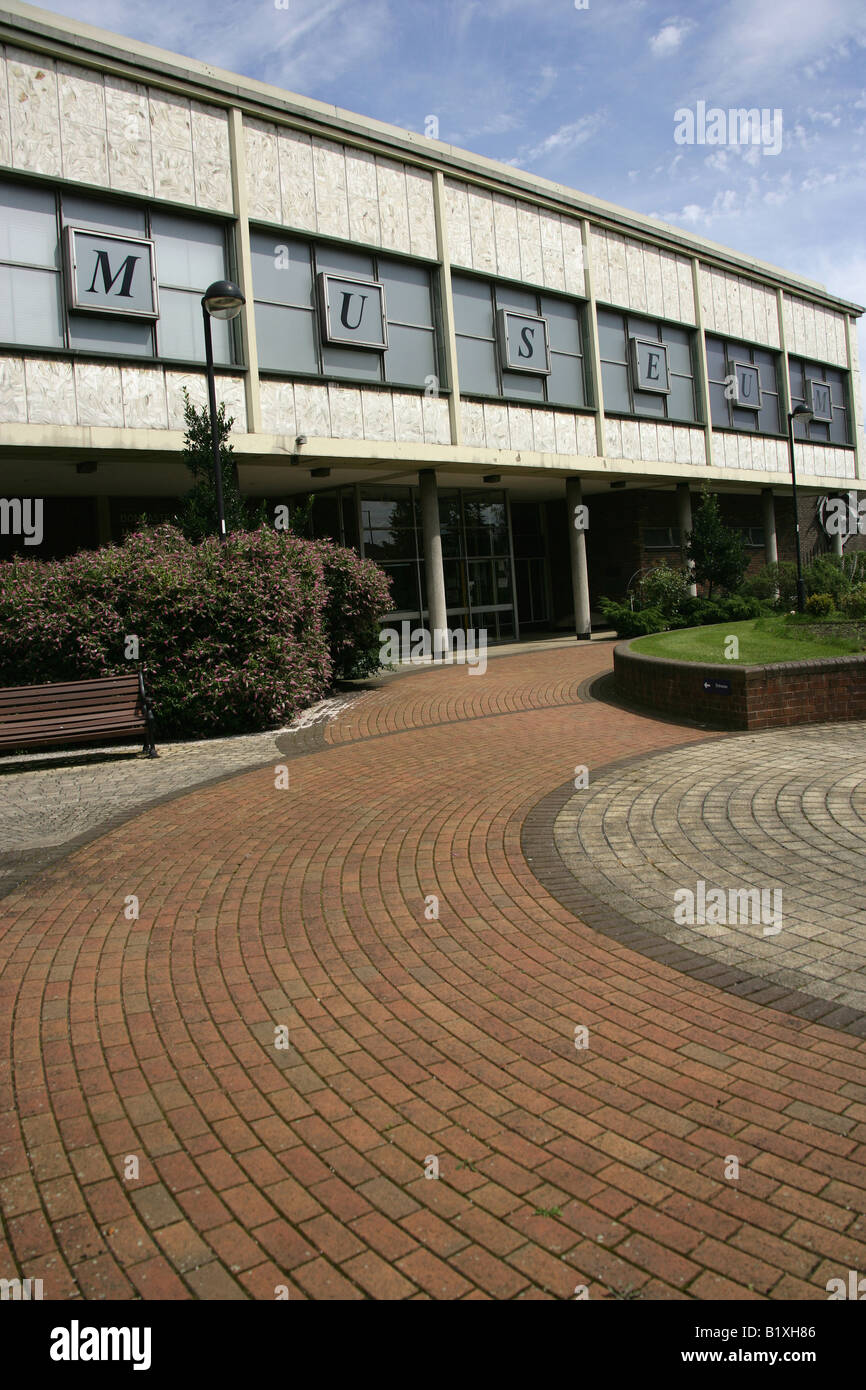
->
[[65, 227, 159, 317], [317, 272, 388, 350]]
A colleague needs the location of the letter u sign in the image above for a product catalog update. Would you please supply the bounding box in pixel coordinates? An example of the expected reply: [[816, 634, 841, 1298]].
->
[[318, 271, 387, 350]]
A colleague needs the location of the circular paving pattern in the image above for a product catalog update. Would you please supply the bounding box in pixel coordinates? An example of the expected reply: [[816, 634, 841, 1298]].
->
[[552, 722, 866, 1017]]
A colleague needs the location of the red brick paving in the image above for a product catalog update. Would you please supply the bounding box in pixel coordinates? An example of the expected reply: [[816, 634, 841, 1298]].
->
[[1, 642, 865, 1299]]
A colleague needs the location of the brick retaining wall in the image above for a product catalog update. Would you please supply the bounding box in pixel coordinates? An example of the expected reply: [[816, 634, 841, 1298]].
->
[[614, 641, 866, 730]]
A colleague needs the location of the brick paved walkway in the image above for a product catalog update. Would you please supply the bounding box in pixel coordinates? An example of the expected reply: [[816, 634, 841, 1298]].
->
[[1, 642, 865, 1300]]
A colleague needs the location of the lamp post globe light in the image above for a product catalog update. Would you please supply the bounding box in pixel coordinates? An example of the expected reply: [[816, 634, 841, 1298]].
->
[[201, 280, 245, 542], [786, 401, 813, 613]]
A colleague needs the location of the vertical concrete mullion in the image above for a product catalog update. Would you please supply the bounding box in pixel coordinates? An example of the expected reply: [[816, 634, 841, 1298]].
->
[[565, 475, 591, 640], [579, 218, 606, 458], [432, 170, 461, 445], [690, 257, 713, 468], [419, 468, 448, 654], [228, 106, 262, 436], [844, 312, 864, 484], [676, 481, 697, 595]]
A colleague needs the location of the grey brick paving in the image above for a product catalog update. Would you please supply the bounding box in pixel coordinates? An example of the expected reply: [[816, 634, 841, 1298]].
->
[[554, 720, 866, 1012]]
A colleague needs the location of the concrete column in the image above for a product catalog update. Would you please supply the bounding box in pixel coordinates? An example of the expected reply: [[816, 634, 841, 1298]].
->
[[565, 476, 591, 640], [762, 487, 778, 566], [831, 523, 844, 557], [676, 482, 697, 596], [418, 469, 449, 657]]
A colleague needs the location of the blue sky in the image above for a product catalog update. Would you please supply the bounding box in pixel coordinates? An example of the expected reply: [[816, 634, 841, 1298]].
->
[[33, 0, 866, 359]]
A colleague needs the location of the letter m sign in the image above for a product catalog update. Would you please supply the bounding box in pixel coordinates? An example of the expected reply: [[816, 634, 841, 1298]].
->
[[65, 227, 158, 318]]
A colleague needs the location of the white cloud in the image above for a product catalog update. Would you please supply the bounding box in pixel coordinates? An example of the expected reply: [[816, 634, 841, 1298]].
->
[[649, 18, 694, 58], [511, 112, 606, 166]]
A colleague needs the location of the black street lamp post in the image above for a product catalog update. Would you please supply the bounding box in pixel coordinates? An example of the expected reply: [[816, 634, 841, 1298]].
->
[[787, 402, 814, 613], [201, 280, 246, 542]]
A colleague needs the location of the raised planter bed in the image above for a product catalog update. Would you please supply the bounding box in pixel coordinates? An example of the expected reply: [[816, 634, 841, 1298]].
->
[[613, 641, 866, 730]]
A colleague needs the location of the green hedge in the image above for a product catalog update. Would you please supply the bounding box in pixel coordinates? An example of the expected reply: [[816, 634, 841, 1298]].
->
[[0, 524, 391, 739]]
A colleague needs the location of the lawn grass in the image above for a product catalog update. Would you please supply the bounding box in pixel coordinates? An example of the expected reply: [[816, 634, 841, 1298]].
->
[[631, 617, 864, 664]]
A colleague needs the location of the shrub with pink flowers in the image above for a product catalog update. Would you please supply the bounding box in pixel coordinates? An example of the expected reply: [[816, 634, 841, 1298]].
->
[[0, 524, 391, 738]]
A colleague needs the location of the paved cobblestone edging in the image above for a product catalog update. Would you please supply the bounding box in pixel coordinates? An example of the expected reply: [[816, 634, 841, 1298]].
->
[[1, 644, 864, 1301]]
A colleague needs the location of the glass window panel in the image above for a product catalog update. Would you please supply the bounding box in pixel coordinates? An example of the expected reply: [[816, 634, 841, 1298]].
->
[[452, 276, 494, 337], [709, 381, 730, 427], [596, 311, 627, 363], [501, 369, 545, 402], [69, 307, 153, 356], [315, 245, 374, 279], [0, 264, 63, 346], [546, 352, 584, 407], [467, 559, 495, 607], [151, 213, 226, 290], [829, 410, 849, 445], [379, 260, 432, 325], [540, 295, 582, 354], [788, 358, 805, 400], [364, 527, 419, 561], [456, 334, 498, 394], [827, 372, 847, 407], [705, 336, 727, 381], [443, 557, 465, 606], [495, 283, 538, 314], [664, 335, 693, 377], [601, 360, 630, 411], [250, 234, 312, 307], [384, 324, 436, 386], [382, 562, 420, 613], [311, 494, 340, 540], [731, 406, 757, 432], [256, 302, 318, 373], [628, 316, 660, 341], [158, 287, 230, 362], [757, 393, 781, 434], [810, 420, 830, 443], [61, 193, 146, 237], [321, 343, 383, 382], [752, 348, 777, 380], [0, 182, 58, 267], [634, 388, 666, 418], [667, 373, 696, 421], [341, 490, 359, 549]]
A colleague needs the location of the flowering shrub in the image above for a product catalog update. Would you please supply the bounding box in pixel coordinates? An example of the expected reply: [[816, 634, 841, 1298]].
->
[[314, 539, 392, 679], [0, 524, 391, 738]]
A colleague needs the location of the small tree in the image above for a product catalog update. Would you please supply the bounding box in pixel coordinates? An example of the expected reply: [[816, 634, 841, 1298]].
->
[[686, 489, 747, 598], [175, 389, 266, 542]]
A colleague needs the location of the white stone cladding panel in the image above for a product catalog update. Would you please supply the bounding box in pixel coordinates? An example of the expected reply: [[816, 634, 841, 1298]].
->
[[392, 391, 424, 443], [258, 379, 297, 437], [700, 264, 780, 348], [531, 410, 556, 453], [604, 418, 623, 458], [0, 49, 10, 167], [294, 382, 331, 437], [5, 47, 62, 177], [327, 383, 363, 439], [0, 44, 232, 211], [166, 370, 208, 427], [656, 422, 675, 464], [467, 188, 496, 275], [461, 400, 485, 446], [120, 366, 168, 430], [507, 405, 533, 451], [808, 444, 855, 478], [576, 416, 597, 455], [74, 362, 123, 427], [313, 138, 351, 241], [421, 394, 450, 444], [782, 294, 848, 367], [482, 401, 509, 449], [445, 179, 584, 292], [278, 128, 316, 232], [0, 356, 26, 423], [553, 411, 577, 455], [638, 420, 659, 462], [620, 420, 640, 459], [360, 389, 394, 441], [591, 226, 694, 322], [244, 118, 281, 221], [673, 426, 692, 465], [25, 358, 75, 424], [245, 119, 436, 255]]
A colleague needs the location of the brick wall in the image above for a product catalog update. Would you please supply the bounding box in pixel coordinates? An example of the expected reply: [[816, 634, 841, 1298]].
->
[[614, 641, 866, 730]]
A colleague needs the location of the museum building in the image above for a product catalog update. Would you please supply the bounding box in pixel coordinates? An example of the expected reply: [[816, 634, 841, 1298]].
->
[[0, 1, 863, 638]]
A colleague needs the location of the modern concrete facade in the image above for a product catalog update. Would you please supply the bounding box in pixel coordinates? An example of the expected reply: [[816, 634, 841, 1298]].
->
[[0, 1, 863, 638]]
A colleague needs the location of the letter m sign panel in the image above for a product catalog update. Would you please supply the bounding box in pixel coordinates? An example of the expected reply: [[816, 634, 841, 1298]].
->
[[65, 227, 159, 317]]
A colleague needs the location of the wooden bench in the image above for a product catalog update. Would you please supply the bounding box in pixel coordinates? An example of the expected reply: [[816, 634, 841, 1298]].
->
[[0, 671, 157, 758]]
